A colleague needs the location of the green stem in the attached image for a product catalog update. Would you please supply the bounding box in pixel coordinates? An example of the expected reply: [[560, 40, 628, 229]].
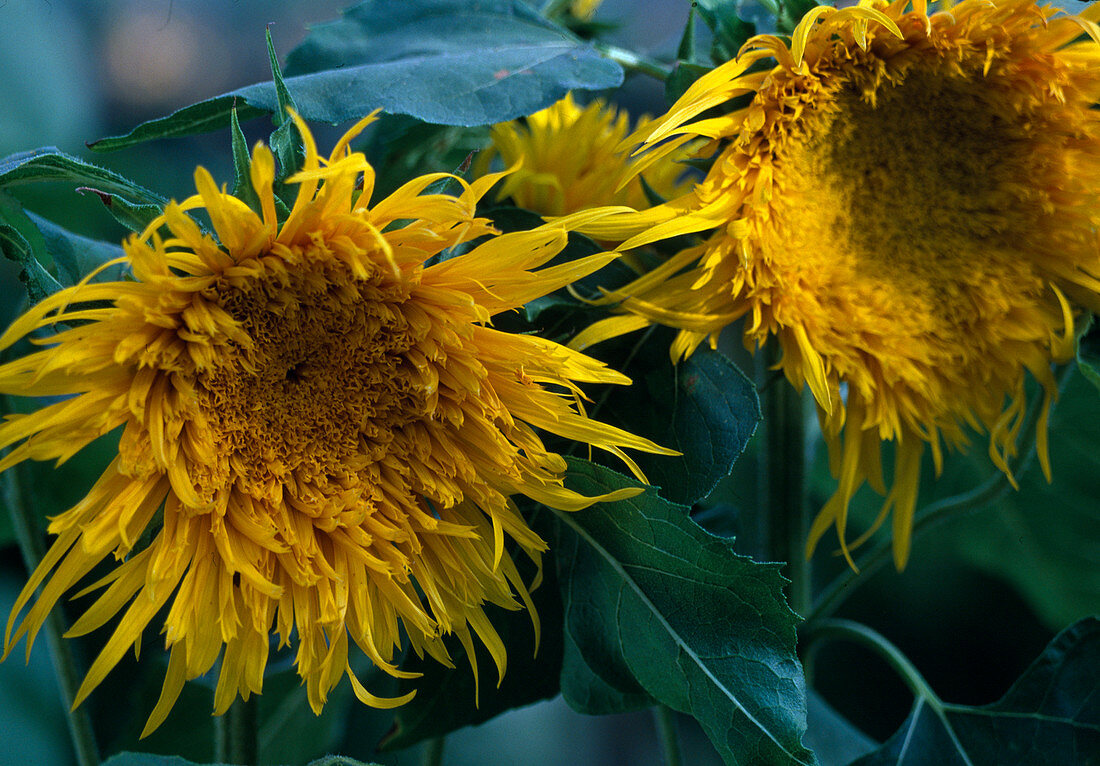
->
[[216, 696, 259, 765], [422, 737, 445, 766], [653, 705, 683, 766], [808, 363, 1076, 624], [806, 619, 941, 707], [594, 42, 674, 81], [760, 347, 811, 616], [2, 460, 100, 766]]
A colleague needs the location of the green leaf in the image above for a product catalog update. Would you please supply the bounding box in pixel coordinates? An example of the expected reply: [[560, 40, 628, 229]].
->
[[90, 0, 623, 152], [541, 458, 815, 766], [381, 555, 564, 750], [28, 212, 126, 285], [100, 755, 232, 766], [76, 187, 163, 234], [777, 0, 820, 35], [0, 147, 166, 206], [948, 370, 1100, 629], [693, 0, 756, 63], [0, 192, 126, 305], [0, 192, 59, 303], [100, 755, 382, 766], [599, 339, 760, 507], [804, 690, 877, 765], [1076, 326, 1100, 393], [852, 616, 1100, 765]]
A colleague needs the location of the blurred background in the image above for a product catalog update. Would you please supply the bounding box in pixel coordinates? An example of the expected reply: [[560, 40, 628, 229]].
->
[[0, 1, 1093, 765]]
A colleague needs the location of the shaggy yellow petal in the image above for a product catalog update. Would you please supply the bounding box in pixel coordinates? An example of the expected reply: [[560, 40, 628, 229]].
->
[[1, 116, 669, 733]]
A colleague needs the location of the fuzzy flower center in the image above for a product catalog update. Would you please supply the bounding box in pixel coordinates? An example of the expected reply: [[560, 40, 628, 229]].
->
[[198, 249, 431, 502], [766, 55, 1049, 384]]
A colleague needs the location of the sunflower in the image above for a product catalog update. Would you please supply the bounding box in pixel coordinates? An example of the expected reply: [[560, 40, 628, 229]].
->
[[572, 0, 1100, 568], [479, 92, 697, 219], [0, 112, 674, 734]]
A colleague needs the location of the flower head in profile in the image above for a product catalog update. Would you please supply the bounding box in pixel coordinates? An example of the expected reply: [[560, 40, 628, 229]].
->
[[480, 92, 697, 219], [0, 112, 673, 734], [573, 0, 1100, 568]]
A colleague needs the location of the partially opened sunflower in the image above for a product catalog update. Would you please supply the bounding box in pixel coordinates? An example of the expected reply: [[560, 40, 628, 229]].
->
[[573, 0, 1100, 568], [480, 92, 697, 219], [0, 112, 673, 734]]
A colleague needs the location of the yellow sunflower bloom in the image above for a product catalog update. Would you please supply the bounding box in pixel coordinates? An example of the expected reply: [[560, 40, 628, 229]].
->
[[0, 112, 674, 735], [572, 0, 1100, 569], [481, 92, 697, 219]]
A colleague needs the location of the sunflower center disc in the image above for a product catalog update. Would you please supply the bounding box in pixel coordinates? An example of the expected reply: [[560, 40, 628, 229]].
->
[[767, 57, 1048, 370], [200, 254, 429, 502]]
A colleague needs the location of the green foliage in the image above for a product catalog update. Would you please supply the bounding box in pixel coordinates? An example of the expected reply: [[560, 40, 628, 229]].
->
[[945, 370, 1100, 629], [777, 0, 820, 35], [0, 192, 125, 303], [853, 617, 1100, 765], [1077, 327, 1100, 393], [89, 0, 622, 153], [381, 558, 563, 750], [100, 754, 382, 766], [597, 338, 761, 507], [539, 458, 815, 766], [693, 0, 757, 63], [0, 148, 165, 205]]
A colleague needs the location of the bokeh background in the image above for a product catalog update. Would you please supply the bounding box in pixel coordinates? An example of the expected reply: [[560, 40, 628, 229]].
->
[[0, 1, 1092, 764]]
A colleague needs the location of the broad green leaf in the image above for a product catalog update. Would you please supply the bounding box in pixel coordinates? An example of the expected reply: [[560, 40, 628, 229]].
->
[[852, 616, 1100, 766], [541, 458, 815, 766], [0, 148, 166, 206], [948, 370, 1100, 629], [90, 0, 623, 153], [381, 555, 563, 750], [596, 338, 760, 507], [76, 188, 163, 234], [804, 690, 877, 765]]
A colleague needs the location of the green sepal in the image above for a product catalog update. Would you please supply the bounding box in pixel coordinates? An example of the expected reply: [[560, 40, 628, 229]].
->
[[693, 0, 756, 63], [852, 617, 1100, 766], [265, 29, 305, 185], [539, 458, 816, 765], [677, 5, 700, 62], [229, 107, 263, 215]]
